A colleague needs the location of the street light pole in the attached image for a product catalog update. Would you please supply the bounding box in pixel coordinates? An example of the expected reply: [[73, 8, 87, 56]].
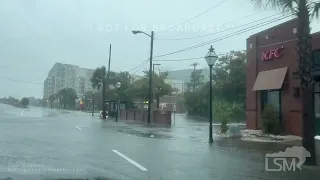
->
[[209, 65, 213, 143], [116, 87, 120, 122], [116, 82, 122, 122], [132, 30, 154, 124], [205, 45, 218, 143], [92, 90, 95, 116]]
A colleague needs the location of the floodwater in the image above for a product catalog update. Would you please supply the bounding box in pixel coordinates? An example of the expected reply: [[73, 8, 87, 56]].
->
[[0, 104, 319, 180]]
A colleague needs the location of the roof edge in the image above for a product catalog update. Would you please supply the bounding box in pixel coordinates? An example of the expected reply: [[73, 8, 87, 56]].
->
[[248, 18, 298, 38]]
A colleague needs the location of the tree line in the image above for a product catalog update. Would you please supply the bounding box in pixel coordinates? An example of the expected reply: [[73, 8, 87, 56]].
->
[[89, 67, 176, 118], [0, 96, 30, 108], [45, 68, 176, 114], [183, 51, 246, 121]]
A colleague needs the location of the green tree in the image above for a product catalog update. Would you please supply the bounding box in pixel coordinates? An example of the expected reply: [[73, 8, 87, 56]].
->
[[184, 83, 210, 116], [126, 71, 173, 108], [91, 66, 107, 119], [20, 97, 29, 108], [48, 94, 55, 108], [184, 50, 246, 118], [213, 51, 246, 103], [252, 0, 320, 165], [185, 69, 204, 92], [114, 71, 135, 108], [56, 88, 78, 109]]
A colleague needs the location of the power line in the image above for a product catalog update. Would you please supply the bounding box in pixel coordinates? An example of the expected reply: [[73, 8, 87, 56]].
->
[[128, 58, 150, 73], [156, 0, 229, 34], [153, 15, 293, 59], [131, 60, 149, 75], [155, 12, 287, 40], [152, 38, 297, 62], [0, 76, 43, 85], [154, 57, 204, 62], [155, 11, 266, 39]]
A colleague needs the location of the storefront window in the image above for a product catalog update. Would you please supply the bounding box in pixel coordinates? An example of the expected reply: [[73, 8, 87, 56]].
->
[[313, 50, 320, 67], [261, 90, 281, 120], [314, 82, 320, 135]]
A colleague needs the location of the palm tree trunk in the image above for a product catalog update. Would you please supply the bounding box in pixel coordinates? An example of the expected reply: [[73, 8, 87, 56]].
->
[[297, 0, 317, 165], [102, 81, 107, 119], [156, 96, 160, 108]]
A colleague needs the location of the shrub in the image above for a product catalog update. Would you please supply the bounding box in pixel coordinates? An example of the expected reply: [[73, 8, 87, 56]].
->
[[213, 99, 242, 134], [261, 104, 282, 135]]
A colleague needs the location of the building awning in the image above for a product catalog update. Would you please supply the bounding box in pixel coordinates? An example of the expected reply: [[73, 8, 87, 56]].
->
[[252, 67, 288, 91]]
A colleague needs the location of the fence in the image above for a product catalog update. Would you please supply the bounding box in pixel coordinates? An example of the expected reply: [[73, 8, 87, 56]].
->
[[119, 110, 172, 125]]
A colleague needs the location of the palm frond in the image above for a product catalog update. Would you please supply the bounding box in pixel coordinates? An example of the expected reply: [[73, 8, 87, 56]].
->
[[251, 0, 296, 12], [312, 2, 320, 18], [91, 66, 107, 90]]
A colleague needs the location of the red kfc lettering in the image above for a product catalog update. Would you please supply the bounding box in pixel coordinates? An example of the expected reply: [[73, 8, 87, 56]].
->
[[274, 46, 284, 58], [261, 46, 284, 61], [262, 51, 270, 61]]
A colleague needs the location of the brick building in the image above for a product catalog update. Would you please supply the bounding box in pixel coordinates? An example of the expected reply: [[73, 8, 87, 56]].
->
[[246, 19, 320, 137]]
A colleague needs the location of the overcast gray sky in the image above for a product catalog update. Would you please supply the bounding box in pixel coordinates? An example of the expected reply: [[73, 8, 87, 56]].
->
[[0, 0, 319, 98]]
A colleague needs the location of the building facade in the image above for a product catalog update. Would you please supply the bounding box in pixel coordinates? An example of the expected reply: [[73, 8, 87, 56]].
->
[[43, 63, 94, 99], [246, 19, 320, 138], [43, 76, 55, 99]]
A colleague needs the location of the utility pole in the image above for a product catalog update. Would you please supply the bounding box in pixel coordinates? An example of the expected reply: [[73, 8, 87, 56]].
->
[[190, 62, 199, 92], [104, 44, 112, 119], [148, 31, 154, 124], [132, 30, 154, 124]]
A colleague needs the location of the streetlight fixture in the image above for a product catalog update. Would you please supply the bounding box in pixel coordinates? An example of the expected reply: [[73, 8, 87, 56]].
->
[[116, 82, 122, 122], [132, 30, 154, 124], [205, 45, 219, 143]]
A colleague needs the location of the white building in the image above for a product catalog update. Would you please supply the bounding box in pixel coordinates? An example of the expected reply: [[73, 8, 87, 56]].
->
[[43, 63, 94, 99], [166, 68, 210, 92], [164, 79, 185, 93]]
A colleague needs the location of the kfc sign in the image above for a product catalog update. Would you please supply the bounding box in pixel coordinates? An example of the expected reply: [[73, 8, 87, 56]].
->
[[262, 46, 284, 61]]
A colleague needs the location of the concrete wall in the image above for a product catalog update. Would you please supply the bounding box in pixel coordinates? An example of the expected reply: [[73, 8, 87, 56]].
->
[[120, 110, 172, 125]]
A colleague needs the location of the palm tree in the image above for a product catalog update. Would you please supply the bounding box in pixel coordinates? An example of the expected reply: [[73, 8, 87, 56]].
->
[[91, 66, 107, 119], [190, 62, 200, 92], [251, 0, 320, 165]]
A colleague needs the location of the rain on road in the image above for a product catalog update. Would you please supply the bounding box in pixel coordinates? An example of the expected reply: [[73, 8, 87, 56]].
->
[[0, 103, 319, 180]]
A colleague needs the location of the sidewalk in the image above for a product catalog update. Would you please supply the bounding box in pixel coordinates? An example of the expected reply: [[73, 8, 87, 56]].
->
[[241, 129, 302, 146]]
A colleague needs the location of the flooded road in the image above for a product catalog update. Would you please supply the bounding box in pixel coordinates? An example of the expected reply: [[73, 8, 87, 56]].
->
[[0, 104, 319, 180]]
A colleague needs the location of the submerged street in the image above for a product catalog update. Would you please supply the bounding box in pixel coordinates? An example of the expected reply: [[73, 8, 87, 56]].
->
[[0, 104, 319, 180]]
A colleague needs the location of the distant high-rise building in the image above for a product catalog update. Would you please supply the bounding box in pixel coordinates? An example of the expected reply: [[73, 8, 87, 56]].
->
[[43, 63, 94, 99], [43, 76, 55, 99]]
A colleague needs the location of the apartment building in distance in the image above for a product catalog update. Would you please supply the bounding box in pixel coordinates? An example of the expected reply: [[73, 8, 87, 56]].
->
[[167, 68, 210, 92], [43, 63, 94, 99]]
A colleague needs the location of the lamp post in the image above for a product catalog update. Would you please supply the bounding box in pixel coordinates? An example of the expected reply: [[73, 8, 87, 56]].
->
[[116, 82, 122, 122], [132, 30, 154, 124], [92, 90, 96, 116], [205, 45, 219, 143]]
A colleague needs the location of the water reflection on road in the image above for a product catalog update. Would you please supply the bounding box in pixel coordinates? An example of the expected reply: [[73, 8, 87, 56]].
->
[[1, 105, 319, 180]]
